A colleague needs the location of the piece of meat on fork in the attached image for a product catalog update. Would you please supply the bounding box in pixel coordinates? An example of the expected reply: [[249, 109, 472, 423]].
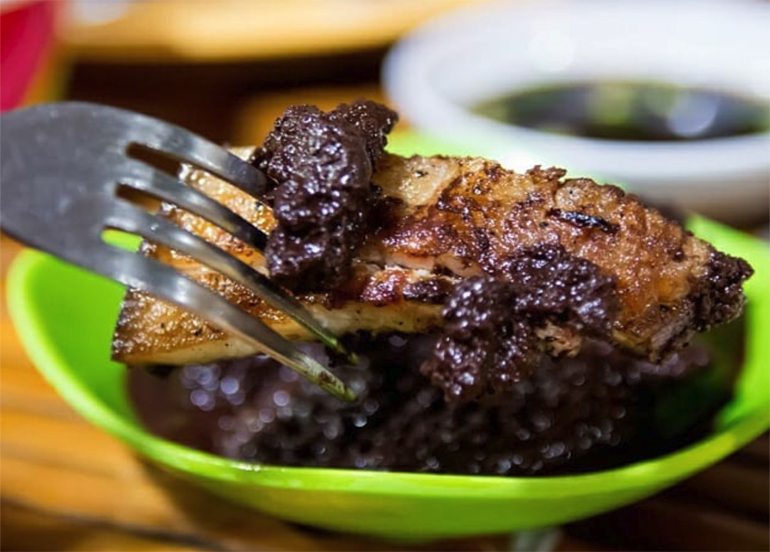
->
[[112, 148, 752, 395]]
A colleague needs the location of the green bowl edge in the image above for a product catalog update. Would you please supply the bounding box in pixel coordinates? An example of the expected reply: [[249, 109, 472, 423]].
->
[[6, 214, 769, 500]]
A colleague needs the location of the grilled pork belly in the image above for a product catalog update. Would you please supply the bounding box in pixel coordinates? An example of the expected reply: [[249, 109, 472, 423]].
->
[[112, 148, 752, 369]]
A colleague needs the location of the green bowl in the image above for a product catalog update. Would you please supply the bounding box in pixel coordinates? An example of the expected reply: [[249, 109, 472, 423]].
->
[[6, 146, 770, 541]]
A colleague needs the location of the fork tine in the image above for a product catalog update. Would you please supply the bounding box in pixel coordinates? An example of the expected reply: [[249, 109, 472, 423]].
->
[[119, 163, 351, 358], [100, 229, 356, 402], [125, 112, 269, 198], [0, 102, 356, 401], [122, 113, 358, 358], [106, 194, 349, 358], [121, 169, 268, 255]]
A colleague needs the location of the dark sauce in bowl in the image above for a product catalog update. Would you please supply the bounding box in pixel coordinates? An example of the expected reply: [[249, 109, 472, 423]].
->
[[128, 320, 743, 477], [473, 80, 770, 142]]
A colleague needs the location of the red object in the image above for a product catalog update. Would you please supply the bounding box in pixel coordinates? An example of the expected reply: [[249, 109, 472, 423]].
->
[[0, 0, 58, 112]]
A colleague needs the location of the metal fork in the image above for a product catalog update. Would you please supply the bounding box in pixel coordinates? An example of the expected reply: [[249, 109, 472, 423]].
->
[[0, 102, 356, 401]]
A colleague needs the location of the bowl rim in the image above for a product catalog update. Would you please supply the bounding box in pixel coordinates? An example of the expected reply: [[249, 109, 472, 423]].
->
[[6, 215, 770, 499]]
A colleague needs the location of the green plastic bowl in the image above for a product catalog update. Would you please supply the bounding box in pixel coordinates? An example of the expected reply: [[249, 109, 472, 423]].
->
[[6, 146, 769, 541]]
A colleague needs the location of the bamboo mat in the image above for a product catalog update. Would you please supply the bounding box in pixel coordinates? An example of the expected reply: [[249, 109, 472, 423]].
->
[[1, 234, 768, 551]]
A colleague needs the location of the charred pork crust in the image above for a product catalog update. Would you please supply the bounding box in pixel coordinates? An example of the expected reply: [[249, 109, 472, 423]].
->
[[250, 100, 397, 292], [694, 251, 753, 331], [369, 161, 753, 362], [422, 244, 619, 403], [547, 208, 619, 234]]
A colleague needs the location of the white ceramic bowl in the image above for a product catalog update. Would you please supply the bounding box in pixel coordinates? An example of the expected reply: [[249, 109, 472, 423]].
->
[[383, 0, 770, 222]]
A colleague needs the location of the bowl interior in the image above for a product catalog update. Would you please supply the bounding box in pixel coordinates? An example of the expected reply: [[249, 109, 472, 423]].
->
[[6, 138, 770, 539]]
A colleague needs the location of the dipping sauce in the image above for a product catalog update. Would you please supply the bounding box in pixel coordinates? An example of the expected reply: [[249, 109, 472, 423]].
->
[[128, 320, 742, 477], [473, 80, 770, 142]]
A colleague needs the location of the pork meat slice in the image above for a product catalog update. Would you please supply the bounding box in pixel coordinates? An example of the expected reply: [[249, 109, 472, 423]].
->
[[112, 149, 752, 367]]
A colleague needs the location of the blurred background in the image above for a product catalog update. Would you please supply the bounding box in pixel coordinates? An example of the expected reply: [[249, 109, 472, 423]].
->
[[1, 0, 768, 550], [3, 0, 481, 143], [3, 0, 769, 223]]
